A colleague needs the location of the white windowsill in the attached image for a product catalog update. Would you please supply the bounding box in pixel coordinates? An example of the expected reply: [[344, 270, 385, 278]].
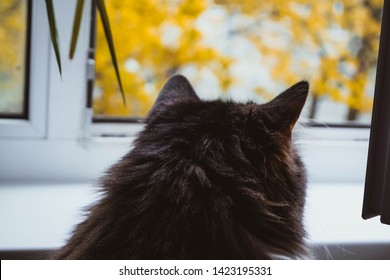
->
[[0, 182, 389, 251]]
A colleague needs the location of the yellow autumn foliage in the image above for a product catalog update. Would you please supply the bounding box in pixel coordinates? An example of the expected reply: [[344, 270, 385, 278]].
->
[[94, 0, 382, 120], [0, 0, 28, 115], [0, 0, 26, 94], [94, 0, 232, 117], [0, 0, 382, 121]]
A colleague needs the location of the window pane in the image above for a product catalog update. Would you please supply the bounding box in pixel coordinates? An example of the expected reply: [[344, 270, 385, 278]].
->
[[0, 0, 29, 118], [93, 0, 383, 124]]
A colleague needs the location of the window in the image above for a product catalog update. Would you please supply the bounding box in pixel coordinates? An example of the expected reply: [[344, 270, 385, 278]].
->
[[0, 0, 30, 119], [91, 0, 383, 128], [0, 0, 49, 138], [0, 1, 382, 186]]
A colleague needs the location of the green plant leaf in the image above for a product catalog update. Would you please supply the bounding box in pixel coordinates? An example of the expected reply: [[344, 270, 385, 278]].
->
[[44, 0, 62, 75], [96, 0, 127, 106], [69, 0, 85, 59]]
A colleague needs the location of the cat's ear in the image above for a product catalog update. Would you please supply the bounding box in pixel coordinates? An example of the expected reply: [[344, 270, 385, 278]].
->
[[155, 75, 199, 105], [265, 81, 309, 135], [147, 75, 199, 119]]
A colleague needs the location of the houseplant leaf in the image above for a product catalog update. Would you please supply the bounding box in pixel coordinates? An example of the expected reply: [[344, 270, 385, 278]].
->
[[69, 0, 85, 59], [96, 0, 126, 106], [44, 0, 62, 75]]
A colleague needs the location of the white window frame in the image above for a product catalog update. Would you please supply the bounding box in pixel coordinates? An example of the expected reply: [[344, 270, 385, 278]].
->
[[0, 0, 50, 138]]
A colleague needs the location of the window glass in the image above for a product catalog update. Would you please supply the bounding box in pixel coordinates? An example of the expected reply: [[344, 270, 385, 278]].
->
[[0, 0, 29, 118], [93, 0, 383, 125]]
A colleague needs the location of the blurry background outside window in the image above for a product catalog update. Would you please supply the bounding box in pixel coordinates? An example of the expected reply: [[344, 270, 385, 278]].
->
[[93, 0, 383, 125], [0, 0, 29, 118]]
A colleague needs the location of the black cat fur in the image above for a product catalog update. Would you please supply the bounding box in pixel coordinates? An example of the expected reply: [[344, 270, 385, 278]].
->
[[53, 75, 309, 259]]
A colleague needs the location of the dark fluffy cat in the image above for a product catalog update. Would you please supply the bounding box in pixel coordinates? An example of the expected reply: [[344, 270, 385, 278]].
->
[[54, 75, 309, 259]]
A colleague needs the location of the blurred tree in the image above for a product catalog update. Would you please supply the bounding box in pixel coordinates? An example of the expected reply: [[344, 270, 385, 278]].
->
[[215, 0, 382, 121], [93, 0, 382, 121], [94, 0, 233, 117], [0, 0, 26, 113]]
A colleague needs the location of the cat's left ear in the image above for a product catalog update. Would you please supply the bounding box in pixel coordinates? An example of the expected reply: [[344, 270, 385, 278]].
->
[[265, 81, 309, 135], [147, 75, 199, 119], [155, 75, 199, 106]]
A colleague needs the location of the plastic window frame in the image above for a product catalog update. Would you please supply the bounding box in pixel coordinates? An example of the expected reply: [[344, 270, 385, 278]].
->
[[0, 0, 50, 139]]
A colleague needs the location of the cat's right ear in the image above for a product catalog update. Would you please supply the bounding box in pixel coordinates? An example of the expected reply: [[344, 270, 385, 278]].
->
[[147, 75, 199, 119], [264, 81, 309, 136]]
